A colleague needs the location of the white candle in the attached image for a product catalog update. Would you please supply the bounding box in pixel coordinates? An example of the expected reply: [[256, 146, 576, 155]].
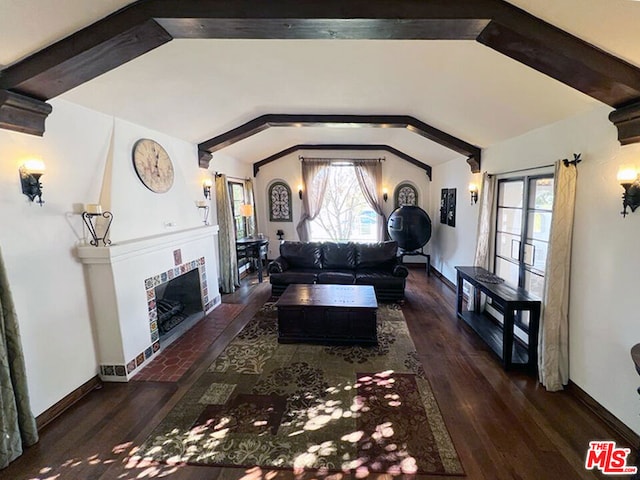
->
[[86, 204, 102, 214], [195, 200, 207, 208]]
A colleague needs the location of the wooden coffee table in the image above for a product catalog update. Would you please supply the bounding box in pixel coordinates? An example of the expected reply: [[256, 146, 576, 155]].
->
[[276, 284, 378, 345]]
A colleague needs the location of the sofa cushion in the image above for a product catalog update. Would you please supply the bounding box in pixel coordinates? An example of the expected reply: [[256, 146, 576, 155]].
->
[[356, 241, 398, 269], [355, 269, 405, 289], [269, 270, 318, 286], [280, 241, 323, 269], [317, 270, 355, 285], [321, 242, 357, 269]]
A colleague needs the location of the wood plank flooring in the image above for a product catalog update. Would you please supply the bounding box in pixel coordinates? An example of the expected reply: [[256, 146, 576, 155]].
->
[[1, 270, 633, 480]]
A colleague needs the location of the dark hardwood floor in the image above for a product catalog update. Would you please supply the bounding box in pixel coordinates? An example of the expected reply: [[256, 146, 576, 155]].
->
[[1, 270, 631, 480]]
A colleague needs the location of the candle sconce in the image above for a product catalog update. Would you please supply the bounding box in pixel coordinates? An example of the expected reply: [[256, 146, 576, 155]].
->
[[196, 201, 210, 225], [19, 159, 46, 206], [82, 205, 113, 246]]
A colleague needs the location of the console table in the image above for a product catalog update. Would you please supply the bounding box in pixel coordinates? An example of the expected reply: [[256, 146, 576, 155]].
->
[[455, 266, 541, 373]]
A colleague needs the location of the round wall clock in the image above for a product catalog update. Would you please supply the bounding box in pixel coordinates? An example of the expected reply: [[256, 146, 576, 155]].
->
[[132, 138, 174, 193]]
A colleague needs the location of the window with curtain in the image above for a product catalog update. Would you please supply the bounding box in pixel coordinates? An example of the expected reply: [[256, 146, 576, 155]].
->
[[309, 163, 379, 242], [491, 174, 554, 341], [228, 181, 247, 240], [494, 175, 554, 298]]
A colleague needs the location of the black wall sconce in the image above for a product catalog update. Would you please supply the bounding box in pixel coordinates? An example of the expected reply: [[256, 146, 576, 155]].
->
[[383, 188, 388, 202], [298, 184, 303, 199], [82, 204, 113, 246], [19, 160, 46, 206], [469, 183, 479, 205], [202, 179, 212, 199], [276, 229, 284, 240], [618, 167, 640, 217]]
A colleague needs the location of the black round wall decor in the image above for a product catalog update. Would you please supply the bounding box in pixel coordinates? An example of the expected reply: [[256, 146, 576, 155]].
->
[[387, 205, 432, 251]]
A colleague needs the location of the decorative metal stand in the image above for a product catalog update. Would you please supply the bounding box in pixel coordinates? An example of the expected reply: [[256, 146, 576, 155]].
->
[[82, 211, 113, 246]]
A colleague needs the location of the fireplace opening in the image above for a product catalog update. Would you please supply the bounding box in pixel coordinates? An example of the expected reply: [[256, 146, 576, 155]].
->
[[154, 269, 203, 345]]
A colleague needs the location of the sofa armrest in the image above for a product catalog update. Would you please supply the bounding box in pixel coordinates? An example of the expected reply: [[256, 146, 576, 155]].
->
[[393, 264, 409, 278], [267, 256, 290, 274]]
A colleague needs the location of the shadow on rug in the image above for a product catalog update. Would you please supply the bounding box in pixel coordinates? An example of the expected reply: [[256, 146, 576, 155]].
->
[[134, 302, 464, 476]]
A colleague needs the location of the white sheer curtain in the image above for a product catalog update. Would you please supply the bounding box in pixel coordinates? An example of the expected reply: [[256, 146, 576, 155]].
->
[[215, 174, 239, 293], [353, 160, 386, 241], [469, 172, 497, 311], [296, 159, 331, 242], [539, 160, 577, 391]]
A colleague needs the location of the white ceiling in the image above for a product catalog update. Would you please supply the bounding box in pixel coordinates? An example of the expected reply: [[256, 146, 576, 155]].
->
[[2, 1, 640, 167]]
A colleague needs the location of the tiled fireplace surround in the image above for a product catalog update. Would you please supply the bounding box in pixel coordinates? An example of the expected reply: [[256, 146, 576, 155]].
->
[[77, 226, 220, 382]]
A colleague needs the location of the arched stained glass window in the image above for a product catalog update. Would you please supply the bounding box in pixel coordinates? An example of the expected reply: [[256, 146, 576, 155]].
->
[[394, 182, 418, 208], [268, 181, 292, 222]]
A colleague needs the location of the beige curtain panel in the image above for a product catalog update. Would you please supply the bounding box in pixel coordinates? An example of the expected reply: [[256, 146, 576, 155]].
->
[[539, 160, 577, 391], [296, 160, 331, 242], [0, 246, 38, 469], [215, 174, 240, 294], [353, 160, 386, 241]]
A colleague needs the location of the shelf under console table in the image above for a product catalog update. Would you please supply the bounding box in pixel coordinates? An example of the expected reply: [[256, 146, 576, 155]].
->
[[455, 266, 541, 373]]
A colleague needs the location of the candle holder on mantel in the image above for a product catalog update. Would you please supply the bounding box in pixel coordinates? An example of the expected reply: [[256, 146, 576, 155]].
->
[[82, 204, 113, 247], [196, 200, 210, 225]]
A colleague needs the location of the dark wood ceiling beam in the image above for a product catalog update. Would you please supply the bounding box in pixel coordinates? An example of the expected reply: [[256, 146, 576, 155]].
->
[[0, 90, 52, 136], [198, 114, 481, 173], [609, 101, 640, 145], [1, 0, 640, 145], [250, 144, 433, 179], [477, 17, 640, 109], [156, 19, 489, 40], [0, 7, 171, 101]]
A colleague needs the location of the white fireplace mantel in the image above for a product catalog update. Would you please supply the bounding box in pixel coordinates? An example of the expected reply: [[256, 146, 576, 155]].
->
[[78, 225, 221, 381], [77, 225, 219, 263]]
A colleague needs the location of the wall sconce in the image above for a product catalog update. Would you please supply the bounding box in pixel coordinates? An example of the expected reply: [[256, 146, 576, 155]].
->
[[469, 183, 479, 205], [298, 185, 303, 200], [617, 167, 640, 217], [81, 204, 113, 246], [383, 188, 388, 202], [276, 229, 284, 240], [202, 179, 212, 199], [19, 159, 46, 206], [196, 200, 210, 225]]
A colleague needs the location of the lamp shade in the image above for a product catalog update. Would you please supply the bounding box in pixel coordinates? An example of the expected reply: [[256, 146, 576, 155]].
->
[[617, 167, 638, 185], [240, 204, 254, 217], [22, 159, 46, 175]]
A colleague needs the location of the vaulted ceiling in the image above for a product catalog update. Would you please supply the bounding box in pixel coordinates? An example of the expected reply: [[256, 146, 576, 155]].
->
[[2, 0, 640, 173]]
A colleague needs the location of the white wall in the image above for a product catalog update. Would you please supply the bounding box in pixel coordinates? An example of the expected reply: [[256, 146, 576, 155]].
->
[[0, 99, 215, 415], [253, 149, 433, 260], [434, 104, 640, 436], [429, 159, 481, 280]]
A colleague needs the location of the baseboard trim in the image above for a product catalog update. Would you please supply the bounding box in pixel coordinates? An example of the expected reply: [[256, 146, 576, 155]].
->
[[567, 380, 639, 448], [428, 266, 457, 292], [36, 375, 102, 431]]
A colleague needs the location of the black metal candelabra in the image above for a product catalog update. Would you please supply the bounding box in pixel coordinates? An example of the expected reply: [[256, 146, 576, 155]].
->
[[82, 211, 113, 246]]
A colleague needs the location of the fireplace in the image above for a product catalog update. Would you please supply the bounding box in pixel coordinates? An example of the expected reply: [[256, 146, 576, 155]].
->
[[155, 268, 202, 339], [77, 226, 220, 381]]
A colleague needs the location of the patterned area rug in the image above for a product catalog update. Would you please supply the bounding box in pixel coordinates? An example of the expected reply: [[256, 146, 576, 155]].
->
[[135, 302, 464, 476]]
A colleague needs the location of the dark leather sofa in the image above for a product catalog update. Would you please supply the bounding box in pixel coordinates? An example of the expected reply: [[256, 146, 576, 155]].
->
[[267, 241, 408, 302]]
